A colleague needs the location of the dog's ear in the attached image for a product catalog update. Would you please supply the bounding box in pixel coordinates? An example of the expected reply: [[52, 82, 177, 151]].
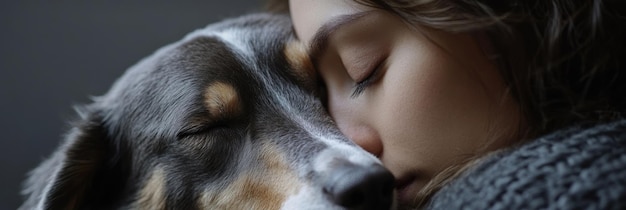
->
[[23, 109, 126, 210], [44, 112, 110, 209]]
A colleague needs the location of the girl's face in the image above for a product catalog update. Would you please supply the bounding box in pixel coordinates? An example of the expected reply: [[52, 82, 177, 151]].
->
[[290, 0, 520, 205]]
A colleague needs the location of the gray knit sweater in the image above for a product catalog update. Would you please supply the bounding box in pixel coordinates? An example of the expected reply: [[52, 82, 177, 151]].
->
[[426, 119, 626, 210]]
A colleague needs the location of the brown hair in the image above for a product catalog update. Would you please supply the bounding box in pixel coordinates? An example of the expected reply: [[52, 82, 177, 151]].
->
[[266, 0, 626, 206]]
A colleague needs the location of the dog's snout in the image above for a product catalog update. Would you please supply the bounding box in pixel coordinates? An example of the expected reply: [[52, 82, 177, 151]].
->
[[322, 162, 394, 209]]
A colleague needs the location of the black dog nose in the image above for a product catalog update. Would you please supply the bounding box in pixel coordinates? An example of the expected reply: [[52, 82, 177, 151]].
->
[[323, 163, 394, 209]]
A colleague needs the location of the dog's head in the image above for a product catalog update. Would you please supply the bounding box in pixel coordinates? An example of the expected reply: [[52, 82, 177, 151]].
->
[[21, 13, 394, 210]]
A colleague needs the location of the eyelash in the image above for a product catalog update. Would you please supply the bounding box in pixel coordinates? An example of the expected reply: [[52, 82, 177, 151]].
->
[[350, 60, 384, 98]]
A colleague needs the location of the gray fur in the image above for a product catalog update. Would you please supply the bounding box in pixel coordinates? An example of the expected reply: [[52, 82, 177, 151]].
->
[[20, 13, 376, 209]]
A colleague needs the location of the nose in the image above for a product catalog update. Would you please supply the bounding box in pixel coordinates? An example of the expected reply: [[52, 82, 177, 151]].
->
[[338, 124, 384, 158], [322, 162, 395, 209]]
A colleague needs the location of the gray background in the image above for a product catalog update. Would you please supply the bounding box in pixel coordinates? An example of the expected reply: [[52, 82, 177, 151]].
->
[[0, 1, 263, 208]]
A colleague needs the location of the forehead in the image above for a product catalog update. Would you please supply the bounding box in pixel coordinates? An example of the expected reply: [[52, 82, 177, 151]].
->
[[129, 36, 250, 131], [98, 18, 292, 145], [289, 0, 371, 44]]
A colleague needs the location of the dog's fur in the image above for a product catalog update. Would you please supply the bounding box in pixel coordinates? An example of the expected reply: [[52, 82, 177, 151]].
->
[[20, 13, 394, 209]]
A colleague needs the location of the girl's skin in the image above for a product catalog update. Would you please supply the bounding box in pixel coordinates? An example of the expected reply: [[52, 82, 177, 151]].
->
[[289, 0, 521, 205]]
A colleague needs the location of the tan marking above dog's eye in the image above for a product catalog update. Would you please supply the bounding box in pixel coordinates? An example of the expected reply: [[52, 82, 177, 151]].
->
[[204, 82, 242, 120], [284, 40, 316, 90]]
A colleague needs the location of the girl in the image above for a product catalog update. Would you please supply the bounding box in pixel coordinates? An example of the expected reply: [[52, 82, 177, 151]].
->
[[268, 0, 626, 209]]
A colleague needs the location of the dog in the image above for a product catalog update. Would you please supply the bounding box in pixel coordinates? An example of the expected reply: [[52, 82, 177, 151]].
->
[[20, 13, 395, 210]]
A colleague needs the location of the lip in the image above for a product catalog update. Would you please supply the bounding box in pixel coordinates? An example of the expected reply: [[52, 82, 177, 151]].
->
[[394, 173, 417, 205]]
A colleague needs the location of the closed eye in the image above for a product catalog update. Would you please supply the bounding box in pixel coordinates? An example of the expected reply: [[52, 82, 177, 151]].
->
[[176, 121, 229, 140], [351, 59, 386, 98]]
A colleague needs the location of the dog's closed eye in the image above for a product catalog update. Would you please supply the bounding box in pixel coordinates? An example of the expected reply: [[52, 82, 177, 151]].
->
[[176, 81, 243, 139], [176, 121, 223, 139]]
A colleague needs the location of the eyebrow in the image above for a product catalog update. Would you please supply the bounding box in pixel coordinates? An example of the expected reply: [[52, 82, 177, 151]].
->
[[308, 11, 372, 60]]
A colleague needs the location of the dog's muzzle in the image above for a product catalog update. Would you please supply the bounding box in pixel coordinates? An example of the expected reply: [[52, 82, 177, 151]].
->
[[282, 143, 396, 210]]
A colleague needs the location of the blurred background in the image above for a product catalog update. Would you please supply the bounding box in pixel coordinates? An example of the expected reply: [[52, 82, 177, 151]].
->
[[0, 1, 263, 208]]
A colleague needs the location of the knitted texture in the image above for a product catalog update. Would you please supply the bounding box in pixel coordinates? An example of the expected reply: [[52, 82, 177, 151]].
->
[[426, 119, 626, 210]]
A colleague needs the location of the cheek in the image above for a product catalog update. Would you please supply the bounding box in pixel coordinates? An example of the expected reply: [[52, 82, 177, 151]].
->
[[372, 43, 493, 173]]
